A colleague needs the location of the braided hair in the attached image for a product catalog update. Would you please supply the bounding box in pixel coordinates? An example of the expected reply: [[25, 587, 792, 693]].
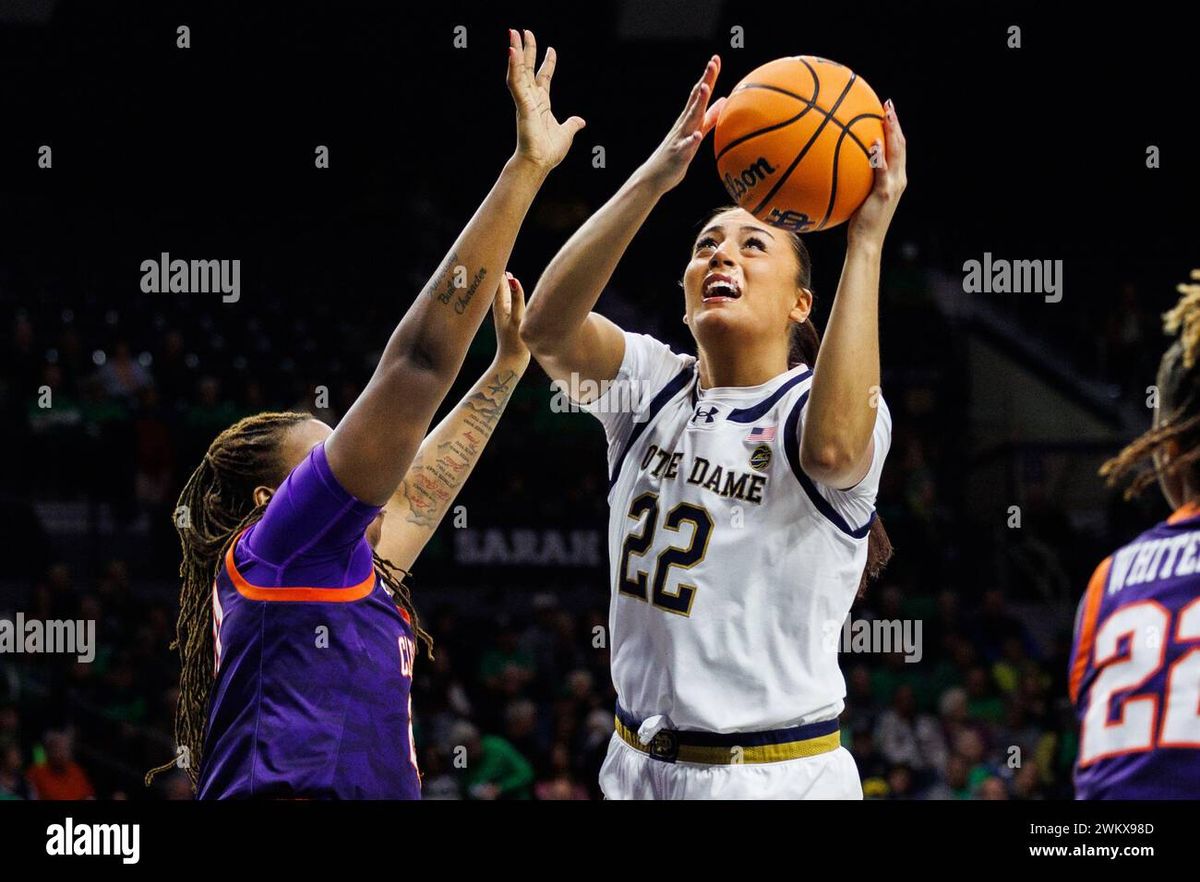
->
[[1101, 270, 1200, 500], [145, 411, 431, 791]]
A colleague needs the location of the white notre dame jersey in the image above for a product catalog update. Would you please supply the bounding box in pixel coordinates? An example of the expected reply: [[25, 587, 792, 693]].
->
[[583, 331, 891, 734]]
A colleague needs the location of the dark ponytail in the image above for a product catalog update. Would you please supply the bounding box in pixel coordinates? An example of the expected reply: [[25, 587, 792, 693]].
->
[[788, 315, 822, 370]]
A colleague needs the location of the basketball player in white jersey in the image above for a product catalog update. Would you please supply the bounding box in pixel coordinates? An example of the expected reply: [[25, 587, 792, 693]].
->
[[520, 56, 906, 798]]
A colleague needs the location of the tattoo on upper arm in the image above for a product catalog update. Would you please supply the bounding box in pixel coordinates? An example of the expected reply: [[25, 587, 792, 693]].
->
[[399, 369, 520, 527]]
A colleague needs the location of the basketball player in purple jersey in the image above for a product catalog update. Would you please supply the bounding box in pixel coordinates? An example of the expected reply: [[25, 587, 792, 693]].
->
[[1071, 270, 1200, 798], [145, 30, 585, 798]]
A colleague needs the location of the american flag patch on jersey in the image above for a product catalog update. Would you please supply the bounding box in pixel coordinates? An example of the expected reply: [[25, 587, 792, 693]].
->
[[745, 425, 777, 443]]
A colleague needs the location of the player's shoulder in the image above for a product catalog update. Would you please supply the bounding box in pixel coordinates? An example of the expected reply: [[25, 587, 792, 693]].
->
[[1157, 501, 1200, 533], [614, 331, 697, 410], [1117, 504, 1200, 552], [1085, 553, 1115, 597], [619, 330, 696, 377]]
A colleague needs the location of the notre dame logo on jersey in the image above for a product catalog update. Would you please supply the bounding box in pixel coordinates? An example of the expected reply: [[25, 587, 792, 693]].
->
[[749, 444, 772, 472]]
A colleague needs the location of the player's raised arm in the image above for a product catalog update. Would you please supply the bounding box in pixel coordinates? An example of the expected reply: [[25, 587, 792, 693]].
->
[[375, 273, 530, 571], [324, 29, 583, 506], [520, 55, 726, 397], [799, 99, 906, 490]]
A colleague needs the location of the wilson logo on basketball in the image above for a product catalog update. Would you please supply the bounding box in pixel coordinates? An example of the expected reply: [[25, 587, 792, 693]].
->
[[722, 157, 777, 201]]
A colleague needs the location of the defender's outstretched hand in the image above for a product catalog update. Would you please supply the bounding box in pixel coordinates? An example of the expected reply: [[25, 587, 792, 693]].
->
[[507, 29, 586, 173], [494, 271, 530, 370], [640, 55, 726, 193]]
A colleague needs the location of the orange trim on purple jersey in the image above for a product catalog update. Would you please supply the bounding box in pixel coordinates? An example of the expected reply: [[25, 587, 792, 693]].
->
[[1070, 555, 1111, 705], [223, 529, 376, 603], [1166, 499, 1200, 525]]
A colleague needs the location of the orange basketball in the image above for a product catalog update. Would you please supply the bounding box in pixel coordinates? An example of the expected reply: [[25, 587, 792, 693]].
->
[[714, 56, 884, 233]]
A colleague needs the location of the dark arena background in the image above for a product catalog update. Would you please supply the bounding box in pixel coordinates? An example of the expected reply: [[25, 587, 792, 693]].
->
[[0, 0, 1197, 829]]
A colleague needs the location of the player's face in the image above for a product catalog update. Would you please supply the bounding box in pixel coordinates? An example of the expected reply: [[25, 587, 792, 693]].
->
[[277, 418, 386, 547], [682, 208, 810, 351]]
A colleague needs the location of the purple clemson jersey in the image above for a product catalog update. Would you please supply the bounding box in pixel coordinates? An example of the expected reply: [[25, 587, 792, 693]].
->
[[197, 442, 421, 799], [1070, 502, 1200, 799]]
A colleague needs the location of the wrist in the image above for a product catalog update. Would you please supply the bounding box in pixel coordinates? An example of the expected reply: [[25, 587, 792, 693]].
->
[[845, 233, 884, 260], [506, 152, 552, 185], [630, 163, 674, 199], [494, 351, 531, 374]]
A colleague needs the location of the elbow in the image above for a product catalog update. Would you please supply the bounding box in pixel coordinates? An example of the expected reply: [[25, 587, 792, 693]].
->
[[384, 338, 454, 386], [517, 315, 542, 351], [403, 342, 440, 374], [404, 343, 451, 379], [518, 304, 555, 360], [799, 440, 859, 488]]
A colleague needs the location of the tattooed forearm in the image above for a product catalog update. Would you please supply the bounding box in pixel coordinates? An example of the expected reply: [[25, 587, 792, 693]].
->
[[452, 267, 488, 315], [427, 250, 488, 314], [397, 470, 445, 528], [398, 367, 520, 527], [427, 250, 460, 304], [461, 369, 518, 437]]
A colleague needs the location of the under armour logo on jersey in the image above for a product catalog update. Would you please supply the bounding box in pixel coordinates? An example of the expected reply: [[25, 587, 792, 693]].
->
[[692, 405, 720, 424]]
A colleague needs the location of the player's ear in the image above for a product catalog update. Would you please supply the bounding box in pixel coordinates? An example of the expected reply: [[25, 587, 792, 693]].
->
[[253, 486, 274, 508], [789, 286, 813, 323]]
